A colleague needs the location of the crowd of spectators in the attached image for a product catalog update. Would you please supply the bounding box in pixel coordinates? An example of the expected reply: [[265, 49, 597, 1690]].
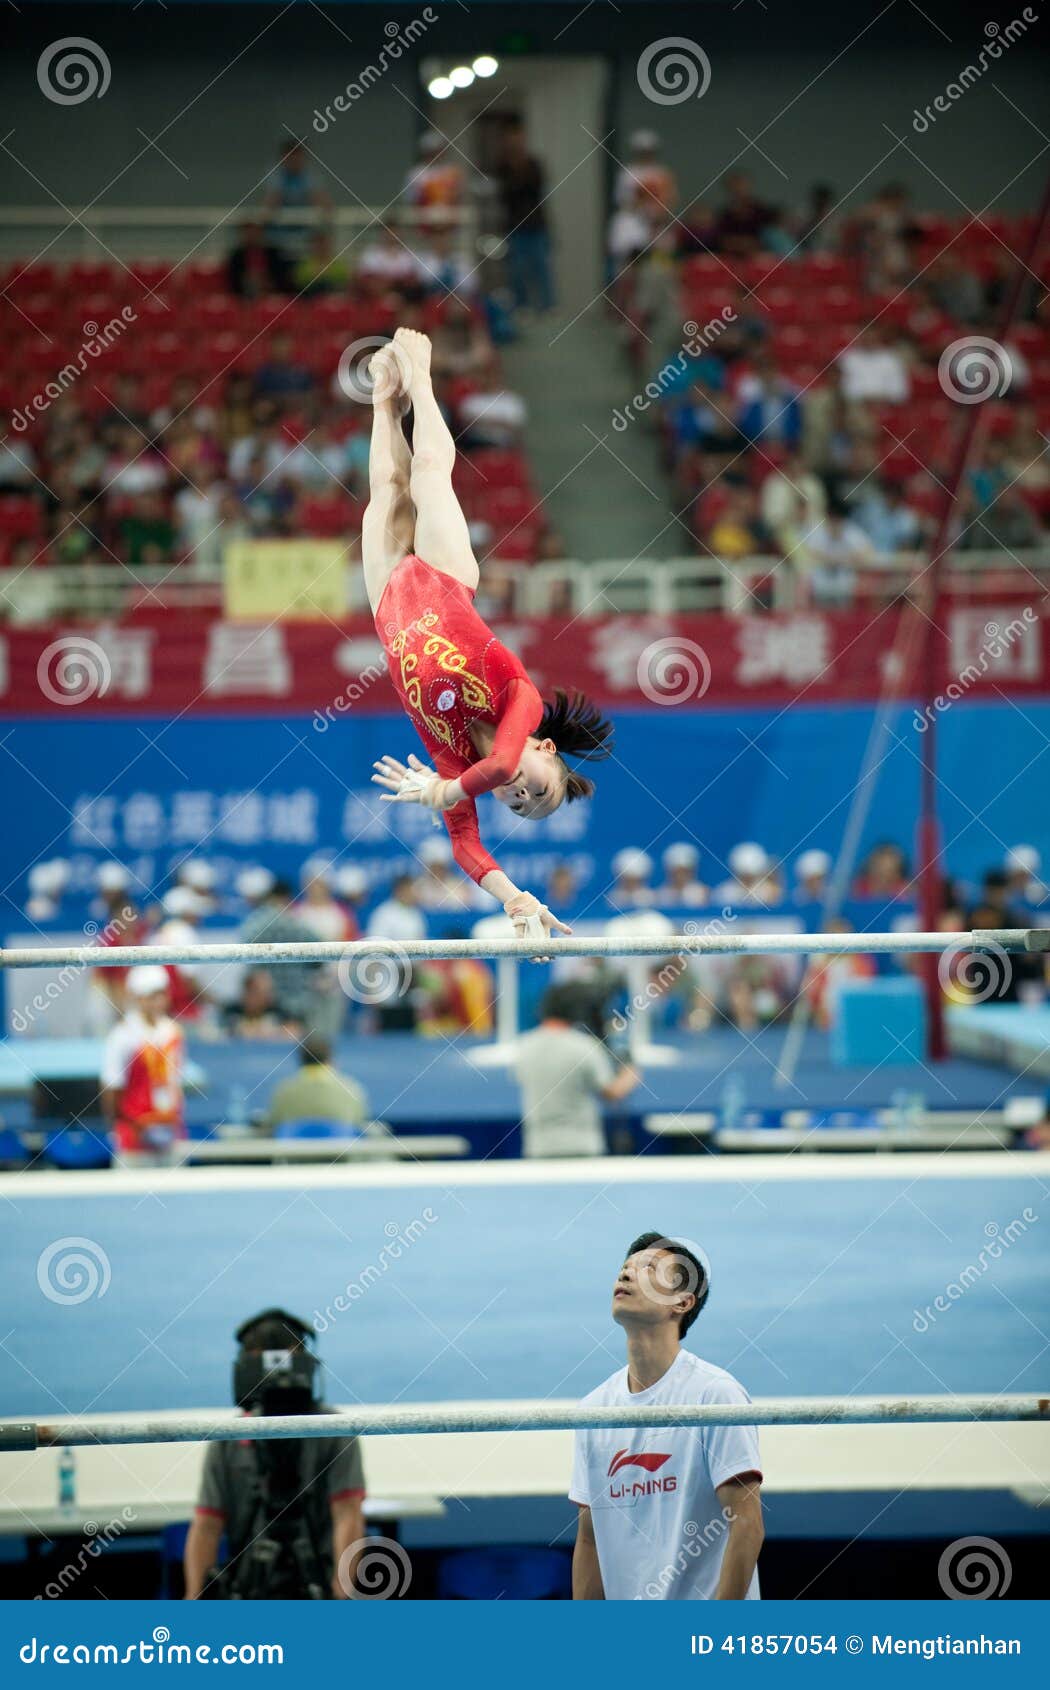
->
[[20, 836, 1048, 1049], [0, 126, 554, 584], [616, 141, 1050, 598]]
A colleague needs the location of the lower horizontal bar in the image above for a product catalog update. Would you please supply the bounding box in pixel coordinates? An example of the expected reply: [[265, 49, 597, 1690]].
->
[[0, 929, 1045, 971], [5, 1395, 1045, 1451]]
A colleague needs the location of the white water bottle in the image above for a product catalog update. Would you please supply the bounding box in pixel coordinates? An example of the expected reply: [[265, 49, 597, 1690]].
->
[[58, 1448, 76, 1516]]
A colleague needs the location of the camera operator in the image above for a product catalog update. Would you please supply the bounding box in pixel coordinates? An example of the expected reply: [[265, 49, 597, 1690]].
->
[[184, 1309, 365, 1599]]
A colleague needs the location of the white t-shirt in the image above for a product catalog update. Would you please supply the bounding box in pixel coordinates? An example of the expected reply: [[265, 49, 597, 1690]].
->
[[365, 900, 426, 943], [514, 1025, 614, 1157], [570, 1350, 762, 1601]]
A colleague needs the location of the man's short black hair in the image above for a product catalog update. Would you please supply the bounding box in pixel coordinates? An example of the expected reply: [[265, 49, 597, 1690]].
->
[[269, 877, 294, 902], [298, 1036, 331, 1067], [627, 1231, 709, 1336]]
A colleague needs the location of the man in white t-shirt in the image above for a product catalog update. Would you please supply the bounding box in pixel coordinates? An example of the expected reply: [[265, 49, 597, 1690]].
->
[[571, 1231, 763, 1600]]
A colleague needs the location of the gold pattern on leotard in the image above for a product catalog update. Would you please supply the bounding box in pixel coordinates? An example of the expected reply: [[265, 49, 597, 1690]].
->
[[392, 609, 492, 748]]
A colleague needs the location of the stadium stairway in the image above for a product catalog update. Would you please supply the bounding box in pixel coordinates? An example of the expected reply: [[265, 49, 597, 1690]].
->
[[502, 303, 676, 562]]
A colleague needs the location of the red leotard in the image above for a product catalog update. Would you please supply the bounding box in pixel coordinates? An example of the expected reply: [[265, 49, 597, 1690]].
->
[[376, 555, 543, 883]]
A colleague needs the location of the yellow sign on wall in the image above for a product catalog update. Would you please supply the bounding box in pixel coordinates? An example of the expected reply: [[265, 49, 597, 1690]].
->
[[224, 540, 350, 621]]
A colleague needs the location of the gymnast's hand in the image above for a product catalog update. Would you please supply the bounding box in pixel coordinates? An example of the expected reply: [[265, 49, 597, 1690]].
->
[[503, 889, 572, 962], [372, 754, 458, 811]]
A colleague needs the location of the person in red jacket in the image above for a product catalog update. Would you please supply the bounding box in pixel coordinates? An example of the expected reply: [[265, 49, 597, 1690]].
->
[[100, 964, 185, 1163], [365, 327, 612, 944]]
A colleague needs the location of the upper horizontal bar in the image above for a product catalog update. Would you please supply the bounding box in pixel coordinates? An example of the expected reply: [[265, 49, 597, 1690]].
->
[[0, 929, 1045, 970], [5, 1394, 1046, 1451]]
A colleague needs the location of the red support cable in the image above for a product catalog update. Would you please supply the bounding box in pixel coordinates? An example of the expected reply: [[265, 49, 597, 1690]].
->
[[916, 179, 1050, 1059]]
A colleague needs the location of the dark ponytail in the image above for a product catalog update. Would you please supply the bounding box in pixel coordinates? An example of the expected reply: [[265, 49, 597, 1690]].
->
[[538, 689, 614, 804]]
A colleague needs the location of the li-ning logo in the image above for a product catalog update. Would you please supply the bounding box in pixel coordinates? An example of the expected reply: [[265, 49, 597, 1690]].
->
[[607, 1448, 677, 1500]]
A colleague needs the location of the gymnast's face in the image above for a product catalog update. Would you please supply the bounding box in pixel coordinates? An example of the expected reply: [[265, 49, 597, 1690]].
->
[[492, 737, 564, 821], [613, 1249, 691, 1330]]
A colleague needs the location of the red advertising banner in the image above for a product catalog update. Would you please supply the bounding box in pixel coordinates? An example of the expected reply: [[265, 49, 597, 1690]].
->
[[0, 601, 1046, 716]]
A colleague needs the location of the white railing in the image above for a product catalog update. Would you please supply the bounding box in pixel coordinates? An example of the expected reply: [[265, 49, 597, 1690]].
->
[[0, 204, 478, 266], [2, 550, 1048, 625]]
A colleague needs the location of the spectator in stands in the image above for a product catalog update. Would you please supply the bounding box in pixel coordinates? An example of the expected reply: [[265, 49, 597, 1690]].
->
[[852, 479, 922, 555], [852, 181, 916, 291], [723, 955, 792, 1032], [0, 437, 36, 487], [416, 943, 495, 1038], [254, 334, 314, 404], [1004, 846, 1046, 908], [366, 872, 425, 942], [173, 464, 228, 574], [105, 425, 168, 494], [178, 859, 219, 915], [24, 858, 69, 924], [616, 130, 677, 223], [800, 498, 875, 606], [333, 864, 369, 923], [795, 182, 837, 252], [227, 220, 290, 298], [656, 843, 709, 907], [263, 135, 332, 264], [713, 844, 778, 907], [235, 866, 275, 911], [794, 849, 831, 905], [403, 130, 465, 213], [417, 222, 478, 300], [803, 917, 877, 1030], [838, 324, 910, 404], [496, 120, 554, 317], [705, 485, 770, 562], [356, 222, 424, 296], [241, 878, 338, 1039], [458, 370, 527, 449], [735, 352, 802, 450], [959, 484, 1041, 553], [713, 172, 772, 257], [431, 298, 490, 381], [293, 228, 350, 296], [295, 860, 358, 941], [101, 965, 185, 1165], [151, 887, 209, 1024], [759, 451, 826, 557], [223, 969, 283, 1039], [760, 207, 795, 257], [927, 250, 983, 322], [853, 842, 908, 899], [265, 1037, 369, 1134], [1004, 406, 1050, 493], [515, 982, 640, 1157], [608, 848, 655, 911], [415, 836, 479, 913], [547, 862, 580, 908]]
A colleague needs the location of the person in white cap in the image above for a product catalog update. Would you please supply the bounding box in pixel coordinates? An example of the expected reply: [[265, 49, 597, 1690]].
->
[[415, 835, 482, 914], [609, 848, 655, 912], [794, 849, 831, 905], [25, 860, 69, 923], [235, 866, 275, 909], [334, 863, 370, 919], [95, 862, 133, 925], [1004, 845, 1046, 907], [295, 858, 358, 941], [178, 859, 218, 916], [100, 965, 185, 1163], [655, 843, 709, 908], [150, 889, 209, 1023], [403, 129, 464, 212], [713, 843, 777, 907]]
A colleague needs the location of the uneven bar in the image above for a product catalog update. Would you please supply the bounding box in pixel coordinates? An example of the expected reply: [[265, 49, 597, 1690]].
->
[[2, 1395, 1046, 1451], [0, 929, 1046, 971]]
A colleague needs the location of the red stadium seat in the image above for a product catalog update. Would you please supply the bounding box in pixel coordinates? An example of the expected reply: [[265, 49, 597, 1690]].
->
[[0, 496, 45, 537]]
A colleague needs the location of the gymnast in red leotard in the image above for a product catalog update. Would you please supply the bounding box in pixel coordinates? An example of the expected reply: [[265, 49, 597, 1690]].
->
[[362, 327, 613, 945]]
